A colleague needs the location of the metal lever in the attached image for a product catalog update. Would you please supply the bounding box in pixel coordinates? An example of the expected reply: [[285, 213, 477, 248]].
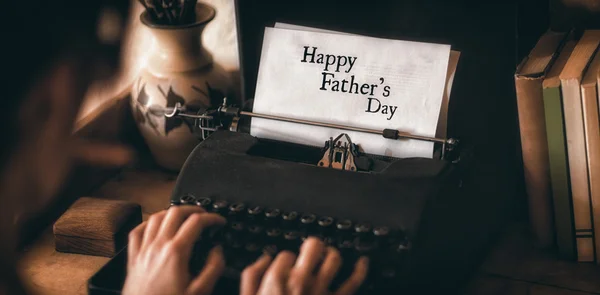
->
[[318, 133, 358, 171]]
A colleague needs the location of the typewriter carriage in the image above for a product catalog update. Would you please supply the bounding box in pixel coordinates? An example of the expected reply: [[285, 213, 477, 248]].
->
[[165, 98, 467, 173]]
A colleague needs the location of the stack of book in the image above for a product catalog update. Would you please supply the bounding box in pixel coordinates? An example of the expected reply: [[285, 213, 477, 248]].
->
[[515, 29, 600, 262]]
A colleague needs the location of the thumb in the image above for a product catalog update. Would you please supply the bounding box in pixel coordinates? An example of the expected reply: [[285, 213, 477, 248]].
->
[[187, 246, 226, 295]]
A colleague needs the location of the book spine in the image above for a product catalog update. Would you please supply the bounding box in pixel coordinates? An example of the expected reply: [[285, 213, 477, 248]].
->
[[561, 78, 595, 262], [582, 82, 600, 263], [515, 76, 554, 248], [543, 86, 576, 260]]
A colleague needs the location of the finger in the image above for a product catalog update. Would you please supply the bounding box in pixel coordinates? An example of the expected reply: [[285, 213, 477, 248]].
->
[[187, 245, 225, 295], [127, 221, 147, 270], [141, 210, 167, 248], [334, 257, 369, 295], [158, 205, 206, 239], [313, 247, 342, 293], [263, 251, 297, 284], [71, 140, 135, 167], [288, 238, 325, 295], [241, 255, 273, 295], [173, 213, 226, 255], [295, 237, 325, 271]]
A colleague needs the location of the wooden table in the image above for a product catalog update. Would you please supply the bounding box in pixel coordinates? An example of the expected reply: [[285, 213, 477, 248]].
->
[[17, 165, 600, 295]]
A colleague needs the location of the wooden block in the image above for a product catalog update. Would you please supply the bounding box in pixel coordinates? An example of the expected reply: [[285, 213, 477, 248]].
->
[[53, 197, 142, 257]]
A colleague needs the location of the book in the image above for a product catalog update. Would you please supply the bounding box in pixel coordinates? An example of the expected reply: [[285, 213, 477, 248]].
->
[[594, 62, 600, 265], [515, 30, 568, 247], [559, 29, 600, 262], [542, 39, 577, 260], [582, 50, 600, 264]]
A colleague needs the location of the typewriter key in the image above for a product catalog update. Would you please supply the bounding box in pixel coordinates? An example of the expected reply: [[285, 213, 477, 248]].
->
[[336, 219, 352, 231], [266, 228, 282, 243], [246, 225, 263, 243], [247, 225, 264, 236], [284, 230, 301, 240], [196, 197, 212, 210], [373, 226, 389, 237], [322, 236, 336, 246], [355, 223, 373, 244], [224, 233, 243, 250], [377, 268, 398, 289], [264, 208, 281, 225], [281, 211, 298, 228], [336, 219, 353, 239], [300, 213, 316, 225], [246, 242, 261, 252], [299, 231, 310, 242], [189, 248, 205, 276], [247, 205, 263, 221], [169, 199, 181, 207], [318, 216, 334, 229], [390, 240, 411, 263], [283, 230, 302, 251], [228, 202, 246, 219], [354, 240, 375, 256], [212, 200, 229, 215], [228, 222, 245, 241], [227, 239, 245, 269], [336, 239, 358, 272], [179, 194, 196, 205], [396, 239, 411, 252], [230, 222, 245, 234], [337, 240, 354, 255], [373, 226, 391, 248], [300, 213, 317, 233], [355, 223, 372, 235], [381, 268, 396, 279], [244, 242, 262, 262], [263, 245, 278, 256]]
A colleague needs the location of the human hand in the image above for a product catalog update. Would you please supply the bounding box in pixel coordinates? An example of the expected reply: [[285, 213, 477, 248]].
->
[[122, 205, 226, 295], [241, 237, 369, 295]]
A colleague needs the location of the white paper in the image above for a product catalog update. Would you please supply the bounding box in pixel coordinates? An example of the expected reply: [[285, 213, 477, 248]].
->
[[251, 26, 451, 158], [274, 22, 461, 139], [437, 50, 460, 139]]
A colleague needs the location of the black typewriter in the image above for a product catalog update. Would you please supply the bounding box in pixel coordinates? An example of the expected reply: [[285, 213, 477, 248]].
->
[[166, 129, 465, 295], [89, 105, 477, 294]]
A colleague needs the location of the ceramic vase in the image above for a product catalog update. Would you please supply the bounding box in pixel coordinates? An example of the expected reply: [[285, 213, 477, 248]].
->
[[131, 3, 232, 171]]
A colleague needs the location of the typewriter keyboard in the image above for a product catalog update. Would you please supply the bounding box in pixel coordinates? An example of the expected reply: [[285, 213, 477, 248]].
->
[[172, 194, 411, 292]]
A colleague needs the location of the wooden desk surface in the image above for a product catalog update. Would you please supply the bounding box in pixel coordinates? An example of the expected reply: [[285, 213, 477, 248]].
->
[[17, 166, 600, 295]]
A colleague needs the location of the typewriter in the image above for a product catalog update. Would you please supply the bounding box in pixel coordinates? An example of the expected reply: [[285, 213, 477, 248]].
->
[[88, 99, 479, 295]]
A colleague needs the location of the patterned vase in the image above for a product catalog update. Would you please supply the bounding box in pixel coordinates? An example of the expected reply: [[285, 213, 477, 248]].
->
[[131, 3, 232, 171]]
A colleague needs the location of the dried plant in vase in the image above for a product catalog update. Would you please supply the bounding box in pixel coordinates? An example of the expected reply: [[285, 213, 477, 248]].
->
[[131, 0, 233, 171], [137, 0, 200, 26]]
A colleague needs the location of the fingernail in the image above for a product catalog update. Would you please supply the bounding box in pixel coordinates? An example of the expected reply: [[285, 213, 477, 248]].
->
[[262, 250, 275, 258], [260, 253, 273, 261], [360, 256, 370, 266], [213, 245, 224, 254]]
